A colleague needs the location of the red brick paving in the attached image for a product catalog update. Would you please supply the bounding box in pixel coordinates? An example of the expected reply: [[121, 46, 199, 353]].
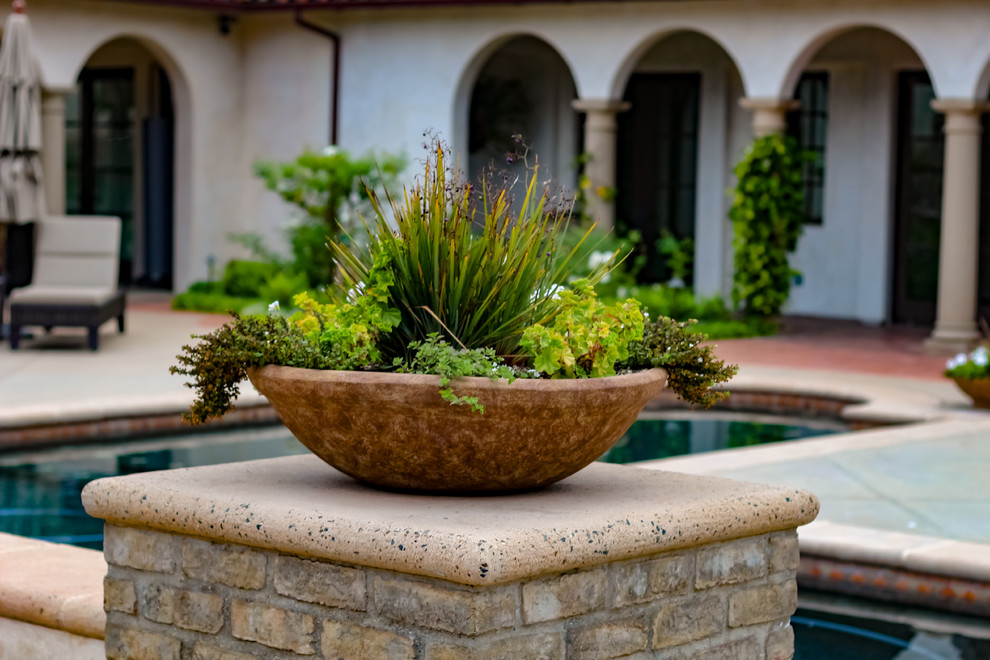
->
[[710, 319, 955, 382]]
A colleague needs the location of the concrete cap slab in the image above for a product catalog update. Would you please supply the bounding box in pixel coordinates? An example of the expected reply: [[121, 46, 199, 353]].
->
[[0, 533, 106, 639], [800, 521, 990, 583], [82, 457, 818, 585]]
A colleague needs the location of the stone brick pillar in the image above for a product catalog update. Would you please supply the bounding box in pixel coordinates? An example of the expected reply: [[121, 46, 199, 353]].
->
[[926, 99, 990, 353], [41, 88, 70, 215], [739, 98, 800, 138], [571, 99, 629, 230], [83, 457, 818, 659]]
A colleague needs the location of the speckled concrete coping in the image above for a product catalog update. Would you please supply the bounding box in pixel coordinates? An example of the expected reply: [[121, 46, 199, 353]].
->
[[800, 521, 990, 583], [82, 458, 818, 586], [0, 532, 106, 639]]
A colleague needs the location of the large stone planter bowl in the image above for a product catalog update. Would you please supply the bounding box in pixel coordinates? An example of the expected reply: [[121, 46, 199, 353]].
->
[[952, 376, 990, 409], [247, 365, 667, 493]]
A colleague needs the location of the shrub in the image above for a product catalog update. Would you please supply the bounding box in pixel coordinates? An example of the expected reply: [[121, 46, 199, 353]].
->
[[221, 260, 279, 298], [729, 134, 808, 318], [625, 316, 738, 407], [252, 147, 404, 288], [171, 291, 256, 314]]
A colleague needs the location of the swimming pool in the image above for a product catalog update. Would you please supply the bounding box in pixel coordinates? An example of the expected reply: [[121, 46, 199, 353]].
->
[[0, 413, 844, 548]]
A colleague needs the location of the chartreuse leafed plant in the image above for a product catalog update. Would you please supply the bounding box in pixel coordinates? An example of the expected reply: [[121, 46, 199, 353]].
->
[[520, 280, 644, 378], [730, 134, 808, 318], [172, 139, 735, 424]]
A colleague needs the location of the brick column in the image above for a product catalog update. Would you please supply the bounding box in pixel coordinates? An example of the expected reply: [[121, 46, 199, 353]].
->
[[739, 98, 800, 138], [571, 99, 629, 230], [926, 99, 990, 352], [83, 457, 818, 659]]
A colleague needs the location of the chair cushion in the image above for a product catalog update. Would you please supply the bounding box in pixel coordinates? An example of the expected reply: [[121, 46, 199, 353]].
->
[[9, 285, 119, 306], [32, 216, 121, 288]]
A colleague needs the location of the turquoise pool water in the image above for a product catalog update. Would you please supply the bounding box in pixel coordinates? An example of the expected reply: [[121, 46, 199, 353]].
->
[[0, 413, 842, 549]]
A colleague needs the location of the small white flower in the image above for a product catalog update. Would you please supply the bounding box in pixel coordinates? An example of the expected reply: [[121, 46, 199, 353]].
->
[[323, 145, 340, 156], [975, 352, 989, 367], [268, 301, 280, 314], [587, 250, 612, 270]]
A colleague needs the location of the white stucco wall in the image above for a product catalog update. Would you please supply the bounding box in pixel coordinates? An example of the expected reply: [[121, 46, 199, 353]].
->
[[237, 14, 333, 258], [13, 1, 331, 290], [786, 28, 925, 322], [326, 0, 990, 323], [12, 0, 990, 319]]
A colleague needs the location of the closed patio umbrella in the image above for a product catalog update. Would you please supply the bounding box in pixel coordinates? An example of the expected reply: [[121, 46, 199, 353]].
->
[[0, 0, 44, 224], [0, 0, 44, 338]]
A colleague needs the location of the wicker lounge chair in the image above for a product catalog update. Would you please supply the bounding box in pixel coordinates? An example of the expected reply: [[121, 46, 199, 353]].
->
[[9, 216, 125, 351]]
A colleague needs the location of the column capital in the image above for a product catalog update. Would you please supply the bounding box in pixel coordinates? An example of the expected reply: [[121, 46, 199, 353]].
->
[[930, 98, 990, 116], [738, 97, 800, 113], [739, 98, 799, 138], [571, 99, 630, 115], [42, 85, 76, 98]]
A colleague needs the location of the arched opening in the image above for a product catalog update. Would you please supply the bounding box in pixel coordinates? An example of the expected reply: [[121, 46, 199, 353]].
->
[[783, 27, 936, 325], [465, 36, 578, 193], [67, 37, 176, 289], [615, 31, 745, 290]]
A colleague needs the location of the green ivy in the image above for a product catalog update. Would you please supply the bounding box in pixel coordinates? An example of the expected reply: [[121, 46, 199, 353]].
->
[[729, 134, 808, 318], [520, 281, 644, 378], [394, 334, 524, 413]]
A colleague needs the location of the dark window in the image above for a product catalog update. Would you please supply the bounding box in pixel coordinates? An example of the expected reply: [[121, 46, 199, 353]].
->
[[787, 72, 829, 225]]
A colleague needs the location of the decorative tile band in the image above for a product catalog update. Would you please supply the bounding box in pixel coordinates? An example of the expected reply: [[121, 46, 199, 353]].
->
[[799, 555, 990, 617], [0, 404, 280, 449]]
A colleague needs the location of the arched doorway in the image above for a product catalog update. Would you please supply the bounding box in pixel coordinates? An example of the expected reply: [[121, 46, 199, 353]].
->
[[466, 36, 578, 193], [785, 27, 936, 325], [67, 38, 175, 288], [615, 31, 744, 287]]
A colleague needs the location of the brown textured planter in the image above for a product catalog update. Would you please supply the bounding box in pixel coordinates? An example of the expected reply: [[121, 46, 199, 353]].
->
[[247, 365, 667, 493], [952, 376, 990, 409]]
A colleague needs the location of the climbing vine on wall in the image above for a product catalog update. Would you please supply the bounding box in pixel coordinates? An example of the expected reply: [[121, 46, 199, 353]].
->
[[729, 134, 808, 318]]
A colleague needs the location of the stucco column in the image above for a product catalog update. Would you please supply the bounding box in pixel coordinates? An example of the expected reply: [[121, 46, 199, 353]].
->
[[41, 88, 69, 216], [925, 100, 990, 352], [571, 99, 629, 230], [739, 98, 799, 138]]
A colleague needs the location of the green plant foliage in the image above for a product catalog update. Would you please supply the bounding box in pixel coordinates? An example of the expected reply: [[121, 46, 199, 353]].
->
[[170, 291, 256, 315], [170, 314, 338, 425], [222, 260, 279, 298], [625, 316, 738, 407], [172, 141, 737, 424], [258, 271, 310, 307], [657, 230, 695, 284], [729, 134, 808, 318], [558, 223, 642, 287], [520, 281, 644, 378], [332, 143, 615, 358], [251, 147, 404, 288], [945, 346, 990, 379], [290, 254, 401, 370], [394, 334, 523, 413], [689, 318, 775, 341]]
